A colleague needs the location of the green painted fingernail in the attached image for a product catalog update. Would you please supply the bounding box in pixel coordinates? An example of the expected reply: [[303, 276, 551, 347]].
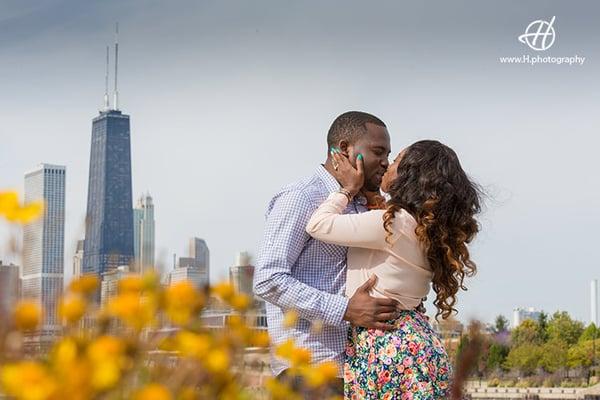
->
[[358, 154, 363, 160]]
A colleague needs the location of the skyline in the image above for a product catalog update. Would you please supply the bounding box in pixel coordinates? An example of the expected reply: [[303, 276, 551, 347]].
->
[[1, 0, 599, 324]]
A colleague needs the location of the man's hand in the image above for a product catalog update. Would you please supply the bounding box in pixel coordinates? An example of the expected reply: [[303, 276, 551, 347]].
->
[[343, 275, 399, 330]]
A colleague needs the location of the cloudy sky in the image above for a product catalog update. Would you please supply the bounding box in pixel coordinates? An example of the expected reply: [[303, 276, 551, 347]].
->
[[1, 0, 599, 325]]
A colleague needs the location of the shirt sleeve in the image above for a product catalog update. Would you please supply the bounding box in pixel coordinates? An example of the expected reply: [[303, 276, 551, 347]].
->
[[253, 189, 349, 326], [306, 192, 391, 250]]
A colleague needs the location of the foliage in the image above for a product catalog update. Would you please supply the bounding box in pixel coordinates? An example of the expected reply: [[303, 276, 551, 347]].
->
[[546, 311, 584, 346], [510, 319, 544, 347]]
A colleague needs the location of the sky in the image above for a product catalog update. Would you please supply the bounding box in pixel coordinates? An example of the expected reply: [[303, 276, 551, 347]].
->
[[1, 0, 599, 325]]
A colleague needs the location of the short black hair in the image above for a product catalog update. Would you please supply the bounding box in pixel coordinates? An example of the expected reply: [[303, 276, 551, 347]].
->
[[327, 111, 386, 148]]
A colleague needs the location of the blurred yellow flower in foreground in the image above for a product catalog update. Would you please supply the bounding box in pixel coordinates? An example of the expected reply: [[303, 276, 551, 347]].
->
[[0, 191, 44, 224], [211, 281, 235, 301], [204, 348, 230, 373], [106, 292, 156, 330], [229, 293, 251, 311], [165, 281, 204, 325], [265, 377, 301, 400], [68, 275, 99, 296], [301, 361, 339, 388], [175, 331, 212, 358], [87, 336, 127, 391], [275, 339, 311, 366], [118, 275, 144, 293], [134, 383, 173, 400], [283, 309, 299, 328], [0, 361, 57, 400], [13, 300, 41, 331], [58, 295, 87, 324]]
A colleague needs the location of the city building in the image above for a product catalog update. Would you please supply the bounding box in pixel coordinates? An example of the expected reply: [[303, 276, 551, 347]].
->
[[101, 265, 131, 306], [133, 193, 155, 273], [82, 32, 134, 283], [512, 307, 542, 328], [72, 240, 84, 278], [229, 251, 254, 297], [167, 238, 210, 289], [0, 261, 20, 318], [168, 267, 208, 289], [189, 237, 209, 280], [592, 279, 599, 327], [22, 164, 66, 337]]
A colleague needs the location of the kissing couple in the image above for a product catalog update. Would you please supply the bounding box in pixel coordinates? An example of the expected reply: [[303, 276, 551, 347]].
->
[[254, 111, 482, 399]]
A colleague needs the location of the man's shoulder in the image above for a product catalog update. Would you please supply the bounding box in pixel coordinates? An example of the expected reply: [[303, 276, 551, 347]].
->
[[270, 172, 327, 206]]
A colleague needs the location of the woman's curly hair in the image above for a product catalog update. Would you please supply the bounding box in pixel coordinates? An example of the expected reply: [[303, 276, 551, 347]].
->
[[383, 140, 482, 320]]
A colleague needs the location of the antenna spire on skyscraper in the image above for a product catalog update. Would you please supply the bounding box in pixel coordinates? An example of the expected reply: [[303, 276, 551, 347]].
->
[[103, 45, 110, 111], [113, 22, 120, 110]]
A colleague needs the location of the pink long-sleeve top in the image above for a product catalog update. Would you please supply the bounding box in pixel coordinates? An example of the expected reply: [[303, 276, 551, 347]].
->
[[306, 192, 432, 310]]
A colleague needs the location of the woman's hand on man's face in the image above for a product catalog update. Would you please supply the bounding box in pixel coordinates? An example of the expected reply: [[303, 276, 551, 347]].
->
[[330, 148, 364, 196]]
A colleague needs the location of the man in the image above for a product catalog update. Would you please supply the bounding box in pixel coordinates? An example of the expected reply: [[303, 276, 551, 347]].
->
[[253, 111, 399, 394]]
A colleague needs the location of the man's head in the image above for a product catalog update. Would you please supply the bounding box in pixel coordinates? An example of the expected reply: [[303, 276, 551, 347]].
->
[[327, 111, 391, 192]]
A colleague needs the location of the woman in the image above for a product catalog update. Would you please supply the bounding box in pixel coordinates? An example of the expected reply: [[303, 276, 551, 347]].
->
[[306, 140, 482, 399]]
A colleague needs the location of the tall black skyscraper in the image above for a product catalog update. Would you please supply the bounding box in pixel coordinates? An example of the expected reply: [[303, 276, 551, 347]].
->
[[83, 25, 134, 278]]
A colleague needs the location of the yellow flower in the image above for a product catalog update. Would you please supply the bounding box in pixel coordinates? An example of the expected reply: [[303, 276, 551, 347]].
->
[[229, 293, 251, 311], [165, 281, 204, 326], [68, 275, 99, 296], [0, 361, 58, 400], [204, 348, 230, 373], [0, 191, 44, 224], [58, 295, 87, 324], [117, 275, 144, 293], [211, 281, 234, 301], [175, 331, 212, 358], [13, 300, 42, 331], [0, 191, 18, 216], [106, 292, 155, 330], [87, 336, 126, 391], [265, 377, 300, 400], [275, 339, 311, 366], [283, 309, 299, 328], [301, 361, 339, 388], [134, 384, 173, 400], [250, 330, 270, 347]]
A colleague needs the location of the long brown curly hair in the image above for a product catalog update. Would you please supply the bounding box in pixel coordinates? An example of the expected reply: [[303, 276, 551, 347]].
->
[[383, 140, 482, 320]]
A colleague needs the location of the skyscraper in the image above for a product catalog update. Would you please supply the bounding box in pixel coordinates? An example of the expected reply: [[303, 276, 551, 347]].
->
[[0, 261, 20, 318], [133, 194, 155, 273], [82, 29, 134, 281], [168, 238, 210, 289], [72, 240, 84, 278], [22, 164, 66, 334], [229, 251, 254, 297], [189, 237, 209, 283]]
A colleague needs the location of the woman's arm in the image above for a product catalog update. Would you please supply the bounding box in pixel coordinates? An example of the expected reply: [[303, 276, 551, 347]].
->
[[306, 192, 390, 250]]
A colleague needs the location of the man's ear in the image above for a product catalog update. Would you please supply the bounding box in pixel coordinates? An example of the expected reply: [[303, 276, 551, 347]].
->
[[339, 140, 350, 157]]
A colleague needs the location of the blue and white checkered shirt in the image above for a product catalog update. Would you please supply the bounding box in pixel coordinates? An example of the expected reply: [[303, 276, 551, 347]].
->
[[253, 165, 367, 376]]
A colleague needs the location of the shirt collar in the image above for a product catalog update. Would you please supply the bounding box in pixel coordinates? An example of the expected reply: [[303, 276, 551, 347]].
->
[[315, 165, 368, 207]]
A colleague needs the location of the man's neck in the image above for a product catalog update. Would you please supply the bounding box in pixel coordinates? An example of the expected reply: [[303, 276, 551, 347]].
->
[[322, 159, 339, 183]]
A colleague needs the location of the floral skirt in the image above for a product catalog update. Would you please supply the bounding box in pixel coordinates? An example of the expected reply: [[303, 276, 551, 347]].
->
[[344, 311, 452, 400]]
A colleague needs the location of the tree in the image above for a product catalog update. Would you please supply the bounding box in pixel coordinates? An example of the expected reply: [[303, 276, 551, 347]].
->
[[579, 323, 599, 343], [568, 338, 600, 369], [538, 339, 568, 373], [511, 319, 543, 347], [546, 311, 584, 346], [504, 343, 543, 376], [487, 342, 510, 372], [493, 315, 509, 334], [537, 311, 549, 342]]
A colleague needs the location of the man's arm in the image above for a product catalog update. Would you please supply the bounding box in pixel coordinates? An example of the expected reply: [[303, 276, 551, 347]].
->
[[253, 189, 349, 326]]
